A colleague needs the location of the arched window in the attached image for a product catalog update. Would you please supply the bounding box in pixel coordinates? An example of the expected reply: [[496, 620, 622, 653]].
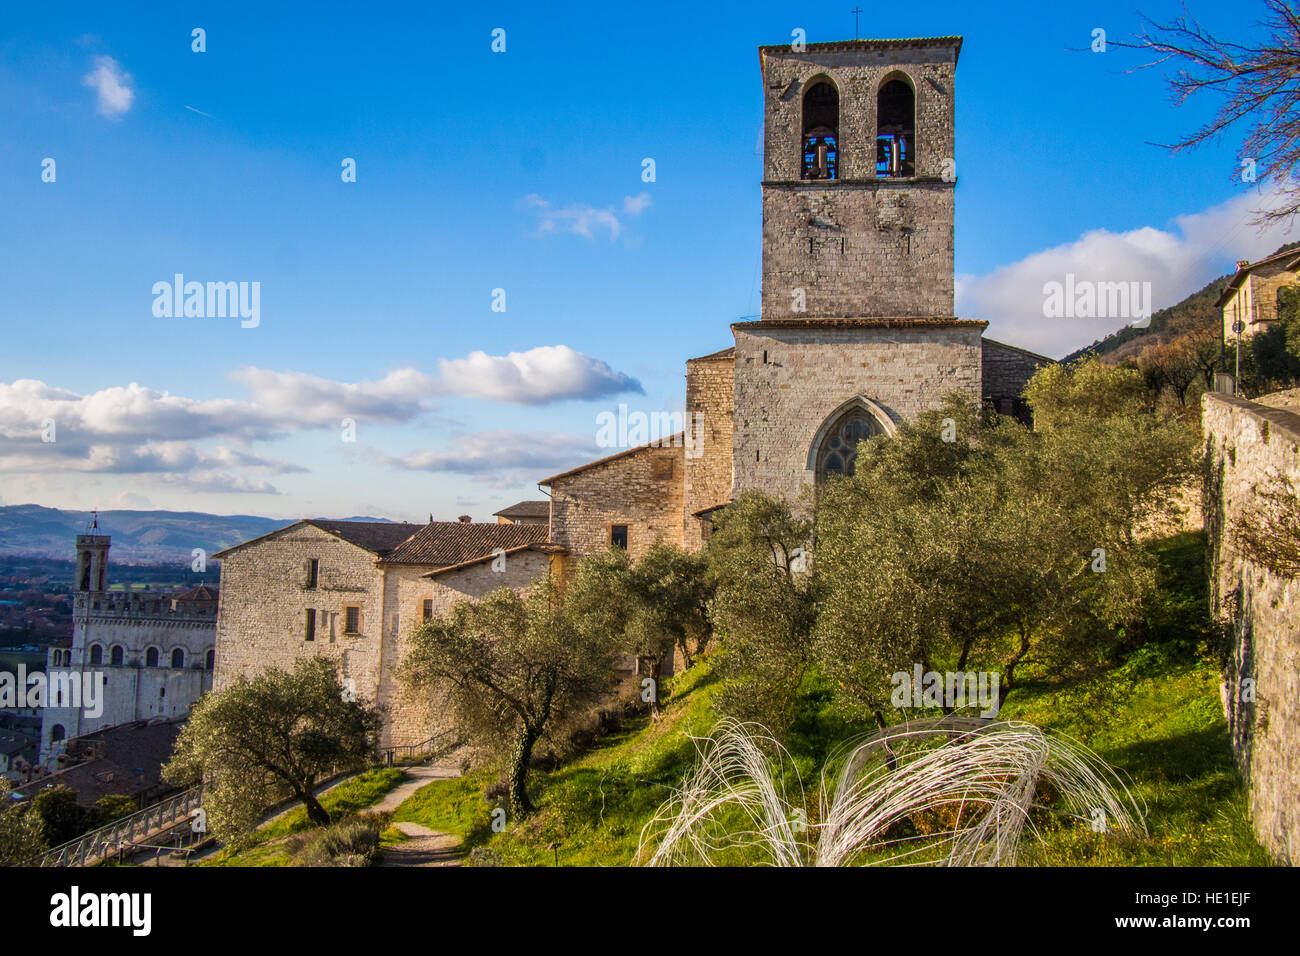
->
[[802, 79, 839, 180], [110, 645, 124, 666], [877, 77, 915, 178], [171, 648, 185, 669], [146, 647, 159, 667], [815, 408, 885, 482], [51, 724, 65, 742], [89, 644, 103, 666], [205, 649, 215, 670]]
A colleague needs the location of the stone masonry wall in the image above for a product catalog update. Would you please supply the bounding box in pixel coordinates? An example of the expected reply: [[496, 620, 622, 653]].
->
[[1203, 392, 1300, 864], [760, 43, 958, 319], [761, 183, 953, 320], [214, 524, 386, 711], [981, 338, 1053, 412], [546, 444, 685, 562], [40, 597, 216, 762], [683, 352, 735, 551], [732, 321, 983, 503], [375, 552, 549, 747]]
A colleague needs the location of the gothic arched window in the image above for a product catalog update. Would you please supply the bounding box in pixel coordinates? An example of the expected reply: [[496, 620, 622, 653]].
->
[[146, 647, 159, 667], [802, 80, 839, 180], [816, 410, 881, 482], [876, 77, 915, 178], [171, 648, 185, 669], [110, 645, 124, 666], [89, 644, 103, 666], [205, 649, 215, 670]]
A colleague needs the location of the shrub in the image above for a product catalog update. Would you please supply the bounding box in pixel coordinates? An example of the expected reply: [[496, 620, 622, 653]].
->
[[289, 816, 381, 867]]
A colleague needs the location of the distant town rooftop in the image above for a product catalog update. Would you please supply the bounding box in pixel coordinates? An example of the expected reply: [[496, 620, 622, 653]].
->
[[492, 500, 550, 521]]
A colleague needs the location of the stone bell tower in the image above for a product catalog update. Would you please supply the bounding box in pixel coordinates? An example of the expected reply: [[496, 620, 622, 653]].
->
[[758, 37, 960, 319]]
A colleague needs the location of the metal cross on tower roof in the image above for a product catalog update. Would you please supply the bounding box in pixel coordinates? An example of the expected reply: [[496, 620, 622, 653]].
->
[[852, 7, 863, 40]]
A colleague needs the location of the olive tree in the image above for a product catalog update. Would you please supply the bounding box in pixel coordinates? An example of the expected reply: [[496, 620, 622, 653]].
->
[[403, 578, 617, 817], [164, 658, 380, 841]]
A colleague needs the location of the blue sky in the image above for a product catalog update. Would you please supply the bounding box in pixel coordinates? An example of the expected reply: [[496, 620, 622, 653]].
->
[[0, 0, 1293, 521]]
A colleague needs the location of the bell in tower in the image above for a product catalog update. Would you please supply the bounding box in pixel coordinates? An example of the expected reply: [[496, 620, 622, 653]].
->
[[801, 79, 839, 180]]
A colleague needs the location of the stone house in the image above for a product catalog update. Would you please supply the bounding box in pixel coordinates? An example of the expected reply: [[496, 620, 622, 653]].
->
[[213, 519, 558, 747], [1217, 249, 1300, 343]]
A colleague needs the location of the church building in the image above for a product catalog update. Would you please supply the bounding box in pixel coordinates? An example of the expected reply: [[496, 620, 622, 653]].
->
[[541, 36, 1051, 561], [212, 36, 1052, 748]]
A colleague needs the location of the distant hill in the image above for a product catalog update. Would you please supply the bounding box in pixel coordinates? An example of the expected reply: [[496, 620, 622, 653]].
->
[[0, 505, 397, 563], [1062, 240, 1300, 365]]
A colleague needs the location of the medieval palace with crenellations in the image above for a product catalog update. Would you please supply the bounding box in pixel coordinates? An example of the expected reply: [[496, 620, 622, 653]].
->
[[208, 36, 1053, 747]]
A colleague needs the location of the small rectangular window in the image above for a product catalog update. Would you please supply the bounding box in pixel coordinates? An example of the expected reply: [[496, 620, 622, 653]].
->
[[344, 605, 361, 634], [306, 558, 319, 589], [610, 525, 629, 550], [422, 599, 433, 620], [305, 608, 316, 642]]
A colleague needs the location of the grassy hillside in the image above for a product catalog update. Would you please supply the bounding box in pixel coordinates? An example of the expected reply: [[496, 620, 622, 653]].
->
[[391, 533, 1271, 867]]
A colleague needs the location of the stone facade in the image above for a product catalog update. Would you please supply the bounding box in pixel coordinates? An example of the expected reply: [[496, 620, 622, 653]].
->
[[1203, 391, 1300, 864], [982, 338, 1054, 419], [214, 523, 388, 712], [683, 349, 737, 550], [544, 442, 686, 562], [376, 550, 552, 745], [759, 39, 959, 319], [1218, 251, 1300, 343], [214, 520, 556, 748], [540, 36, 1047, 553], [213, 35, 1055, 759], [39, 534, 216, 765], [731, 318, 984, 502]]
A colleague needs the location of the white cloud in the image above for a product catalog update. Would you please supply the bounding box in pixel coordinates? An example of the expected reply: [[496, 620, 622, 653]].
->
[[435, 345, 643, 404], [957, 189, 1299, 358], [522, 193, 652, 240], [228, 367, 438, 426], [383, 430, 597, 488], [82, 55, 134, 117], [0, 345, 637, 490]]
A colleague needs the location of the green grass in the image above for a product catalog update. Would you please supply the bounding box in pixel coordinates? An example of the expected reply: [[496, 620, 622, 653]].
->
[[204, 767, 406, 866], [391, 661, 723, 866], [389, 532, 1272, 867]]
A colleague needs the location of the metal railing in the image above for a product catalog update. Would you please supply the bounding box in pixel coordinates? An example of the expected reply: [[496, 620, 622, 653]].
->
[[31, 784, 203, 868], [377, 730, 456, 766]]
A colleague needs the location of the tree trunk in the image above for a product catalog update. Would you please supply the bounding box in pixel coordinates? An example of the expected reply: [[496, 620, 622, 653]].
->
[[508, 724, 539, 817], [998, 626, 1033, 715], [299, 787, 330, 827]]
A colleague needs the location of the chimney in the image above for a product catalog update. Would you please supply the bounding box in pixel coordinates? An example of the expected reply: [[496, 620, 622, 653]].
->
[[457, 515, 472, 523]]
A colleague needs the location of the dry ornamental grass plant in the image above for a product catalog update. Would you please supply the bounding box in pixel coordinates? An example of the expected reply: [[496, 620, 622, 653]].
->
[[640, 717, 1146, 867]]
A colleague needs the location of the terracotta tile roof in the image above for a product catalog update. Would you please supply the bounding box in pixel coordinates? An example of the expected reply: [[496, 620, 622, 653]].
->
[[170, 584, 219, 602], [1213, 249, 1300, 308], [492, 500, 551, 520], [383, 521, 551, 567], [305, 520, 424, 556], [212, 519, 424, 559], [12, 720, 185, 806]]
